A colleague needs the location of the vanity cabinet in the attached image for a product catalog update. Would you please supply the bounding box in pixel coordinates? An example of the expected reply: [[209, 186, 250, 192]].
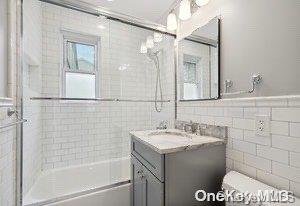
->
[[131, 136, 226, 206], [131, 156, 164, 206]]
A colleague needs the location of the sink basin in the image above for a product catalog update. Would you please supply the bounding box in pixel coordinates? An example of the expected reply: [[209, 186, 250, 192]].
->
[[148, 130, 193, 140], [130, 129, 225, 154]]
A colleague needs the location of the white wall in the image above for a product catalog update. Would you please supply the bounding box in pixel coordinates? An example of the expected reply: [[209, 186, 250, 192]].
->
[[0, 0, 8, 97], [178, 0, 300, 97]]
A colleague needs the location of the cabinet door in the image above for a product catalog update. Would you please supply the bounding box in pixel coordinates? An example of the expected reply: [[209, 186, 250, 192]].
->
[[131, 156, 144, 206], [143, 166, 164, 206]]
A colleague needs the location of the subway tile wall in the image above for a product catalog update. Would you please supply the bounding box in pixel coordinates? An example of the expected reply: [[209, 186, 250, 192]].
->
[[39, 3, 175, 170], [0, 0, 18, 205], [22, 0, 43, 195], [177, 96, 300, 197], [0, 107, 16, 206]]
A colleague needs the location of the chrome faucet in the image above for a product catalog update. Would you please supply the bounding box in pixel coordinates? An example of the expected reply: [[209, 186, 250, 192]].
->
[[157, 121, 168, 130]]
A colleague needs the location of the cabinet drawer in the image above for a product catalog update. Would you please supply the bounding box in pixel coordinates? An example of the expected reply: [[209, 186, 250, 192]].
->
[[131, 137, 165, 182]]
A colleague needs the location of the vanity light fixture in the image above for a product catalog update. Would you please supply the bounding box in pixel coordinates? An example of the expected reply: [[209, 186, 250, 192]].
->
[[146, 36, 154, 48], [154, 32, 163, 43], [140, 42, 147, 54], [167, 11, 177, 31], [179, 0, 192, 20], [195, 0, 210, 7]]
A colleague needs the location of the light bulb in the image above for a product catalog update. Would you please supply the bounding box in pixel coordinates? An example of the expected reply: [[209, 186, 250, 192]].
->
[[146, 36, 154, 48], [140, 42, 147, 54], [97, 24, 106, 29], [167, 12, 177, 31], [153, 32, 163, 43], [195, 0, 210, 7], [179, 0, 191, 20]]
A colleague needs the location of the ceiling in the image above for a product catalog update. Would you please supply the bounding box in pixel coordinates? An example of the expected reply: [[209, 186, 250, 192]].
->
[[76, 0, 178, 24]]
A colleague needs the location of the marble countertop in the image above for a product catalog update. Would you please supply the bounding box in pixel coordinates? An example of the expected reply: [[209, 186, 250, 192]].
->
[[130, 129, 225, 154]]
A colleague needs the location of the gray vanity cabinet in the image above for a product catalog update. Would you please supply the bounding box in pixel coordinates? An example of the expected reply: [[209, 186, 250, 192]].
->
[[131, 157, 144, 206], [131, 156, 164, 206], [131, 136, 225, 206]]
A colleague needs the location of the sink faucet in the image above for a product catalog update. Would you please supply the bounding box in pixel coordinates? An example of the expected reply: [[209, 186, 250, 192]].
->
[[157, 121, 168, 130]]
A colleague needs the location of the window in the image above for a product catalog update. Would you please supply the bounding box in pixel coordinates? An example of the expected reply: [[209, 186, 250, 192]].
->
[[182, 54, 200, 99], [183, 61, 196, 84], [62, 31, 100, 99]]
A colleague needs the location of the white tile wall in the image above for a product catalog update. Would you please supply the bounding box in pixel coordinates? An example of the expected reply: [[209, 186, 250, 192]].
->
[[40, 3, 174, 170], [290, 123, 300, 138], [22, 0, 43, 195], [177, 96, 300, 197], [0, 0, 18, 205], [0, 107, 16, 206]]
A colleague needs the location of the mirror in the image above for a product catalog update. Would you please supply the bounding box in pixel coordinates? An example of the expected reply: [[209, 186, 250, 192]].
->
[[178, 17, 220, 101]]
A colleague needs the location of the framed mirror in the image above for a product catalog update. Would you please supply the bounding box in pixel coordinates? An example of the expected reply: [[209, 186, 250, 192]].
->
[[177, 17, 220, 101]]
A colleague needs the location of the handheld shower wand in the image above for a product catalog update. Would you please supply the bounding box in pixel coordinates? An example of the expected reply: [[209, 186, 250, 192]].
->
[[146, 50, 163, 113]]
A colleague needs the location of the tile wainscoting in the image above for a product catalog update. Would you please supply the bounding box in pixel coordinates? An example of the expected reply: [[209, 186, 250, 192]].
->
[[177, 95, 300, 197], [0, 101, 16, 206]]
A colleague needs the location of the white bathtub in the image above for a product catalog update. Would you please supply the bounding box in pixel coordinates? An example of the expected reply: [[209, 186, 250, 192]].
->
[[23, 157, 131, 206]]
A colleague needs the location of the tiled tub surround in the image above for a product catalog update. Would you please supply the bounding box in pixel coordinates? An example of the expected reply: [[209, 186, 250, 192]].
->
[[23, 0, 43, 194], [38, 3, 175, 170], [41, 101, 174, 170], [177, 95, 300, 197]]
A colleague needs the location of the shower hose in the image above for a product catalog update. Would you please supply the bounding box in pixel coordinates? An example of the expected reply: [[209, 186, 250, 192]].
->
[[154, 55, 163, 113]]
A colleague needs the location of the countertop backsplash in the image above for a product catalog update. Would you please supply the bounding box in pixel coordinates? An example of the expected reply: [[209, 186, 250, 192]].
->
[[177, 95, 300, 197]]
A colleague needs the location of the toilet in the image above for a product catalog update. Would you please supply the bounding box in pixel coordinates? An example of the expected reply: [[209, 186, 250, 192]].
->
[[222, 171, 299, 206]]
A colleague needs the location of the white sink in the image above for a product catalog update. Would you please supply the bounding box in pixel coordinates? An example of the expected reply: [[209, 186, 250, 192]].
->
[[130, 129, 225, 154], [148, 131, 193, 139]]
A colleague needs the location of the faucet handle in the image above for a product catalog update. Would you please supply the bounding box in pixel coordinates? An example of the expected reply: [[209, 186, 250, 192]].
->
[[191, 122, 199, 133], [184, 121, 199, 134]]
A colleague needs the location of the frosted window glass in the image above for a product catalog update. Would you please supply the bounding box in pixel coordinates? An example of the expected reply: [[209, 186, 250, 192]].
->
[[66, 72, 96, 98], [183, 61, 196, 84]]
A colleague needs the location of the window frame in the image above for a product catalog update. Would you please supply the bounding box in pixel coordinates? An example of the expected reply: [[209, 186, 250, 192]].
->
[[61, 30, 100, 99]]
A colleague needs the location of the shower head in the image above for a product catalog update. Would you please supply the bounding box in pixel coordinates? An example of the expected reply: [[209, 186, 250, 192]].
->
[[146, 50, 160, 66], [146, 49, 161, 60]]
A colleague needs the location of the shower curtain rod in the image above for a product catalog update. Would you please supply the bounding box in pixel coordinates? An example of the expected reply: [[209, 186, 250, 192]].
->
[[30, 97, 171, 103], [38, 0, 176, 37]]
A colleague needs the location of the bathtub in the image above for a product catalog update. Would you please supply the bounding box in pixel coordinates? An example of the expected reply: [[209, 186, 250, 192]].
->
[[23, 157, 131, 206]]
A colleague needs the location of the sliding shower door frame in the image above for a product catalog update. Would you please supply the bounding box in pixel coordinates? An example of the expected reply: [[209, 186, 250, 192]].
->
[[16, 1, 178, 205], [15, 0, 24, 205]]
